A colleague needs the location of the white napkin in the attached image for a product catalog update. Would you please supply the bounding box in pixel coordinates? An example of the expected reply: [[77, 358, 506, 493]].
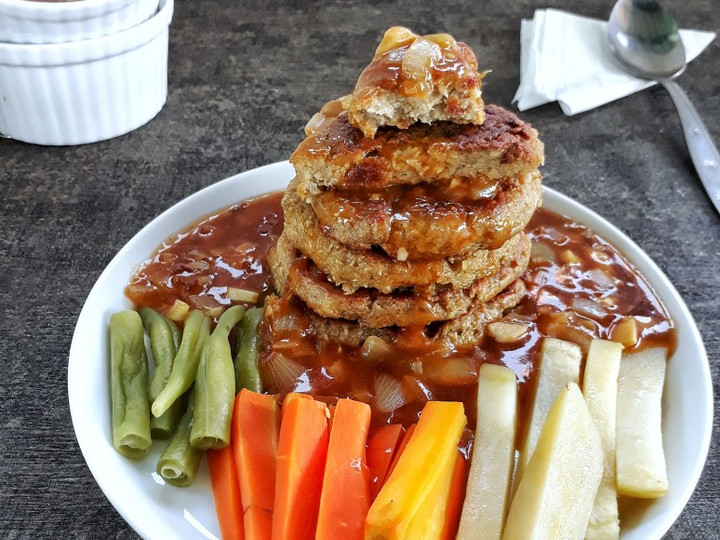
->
[[513, 8, 716, 115]]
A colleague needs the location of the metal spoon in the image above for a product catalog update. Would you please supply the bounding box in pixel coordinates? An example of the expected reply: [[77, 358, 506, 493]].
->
[[608, 0, 720, 214]]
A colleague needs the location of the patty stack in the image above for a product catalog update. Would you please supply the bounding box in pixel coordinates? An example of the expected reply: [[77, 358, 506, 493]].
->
[[269, 27, 544, 348]]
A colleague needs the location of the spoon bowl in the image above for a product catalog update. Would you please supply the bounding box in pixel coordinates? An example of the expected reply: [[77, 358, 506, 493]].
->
[[608, 0, 686, 79], [607, 0, 720, 214]]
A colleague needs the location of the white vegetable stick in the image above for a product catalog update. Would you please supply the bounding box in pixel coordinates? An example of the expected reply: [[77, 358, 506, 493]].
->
[[457, 364, 517, 540], [515, 337, 581, 491], [502, 383, 603, 540], [616, 347, 669, 498], [582, 339, 623, 540]]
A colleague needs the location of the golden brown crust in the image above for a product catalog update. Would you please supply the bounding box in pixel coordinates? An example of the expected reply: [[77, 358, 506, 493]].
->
[[291, 105, 544, 195], [310, 170, 542, 260], [269, 232, 530, 327], [281, 176, 530, 294]]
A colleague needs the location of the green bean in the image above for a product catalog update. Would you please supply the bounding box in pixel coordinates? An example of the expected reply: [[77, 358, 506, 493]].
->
[[156, 390, 202, 487], [139, 307, 184, 439], [110, 310, 151, 459], [233, 307, 264, 393], [151, 310, 211, 418], [168, 315, 181, 351], [190, 305, 246, 450]]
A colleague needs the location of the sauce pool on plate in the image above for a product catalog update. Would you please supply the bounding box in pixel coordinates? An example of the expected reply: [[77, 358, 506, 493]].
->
[[126, 192, 284, 317], [125, 191, 675, 447]]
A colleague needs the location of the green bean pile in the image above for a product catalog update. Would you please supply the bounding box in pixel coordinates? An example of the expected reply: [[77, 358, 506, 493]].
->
[[109, 305, 264, 487]]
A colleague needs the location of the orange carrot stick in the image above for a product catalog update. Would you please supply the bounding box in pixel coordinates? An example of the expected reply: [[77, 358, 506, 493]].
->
[[386, 423, 416, 479], [367, 424, 404, 500], [366, 402, 467, 540], [441, 452, 470, 540], [233, 389, 281, 540], [273, 394, 329, 540], [280, 392, 312, 420], [316, 399, 372, 540], [244, 506, 272, 540], [207, 443, 245, 540]]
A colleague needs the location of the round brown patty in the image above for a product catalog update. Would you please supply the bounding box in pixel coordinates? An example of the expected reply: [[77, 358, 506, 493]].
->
[[291, 104, 544, 196], [269, 232, 530, 328], [264, 278, 527, 350], [282, 177, 530, 294], [309, 170, 542, 260]]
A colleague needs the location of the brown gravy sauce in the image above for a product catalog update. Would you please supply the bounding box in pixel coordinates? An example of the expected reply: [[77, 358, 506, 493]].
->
[[125, 190, 675, 456], [126, 192, 284, 315]]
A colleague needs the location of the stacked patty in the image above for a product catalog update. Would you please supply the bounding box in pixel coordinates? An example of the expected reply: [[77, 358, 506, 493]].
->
[[269, 28, 544, 348]]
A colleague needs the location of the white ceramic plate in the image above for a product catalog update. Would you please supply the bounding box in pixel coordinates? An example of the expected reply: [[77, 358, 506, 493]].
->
[[68, 160, 712, 540]]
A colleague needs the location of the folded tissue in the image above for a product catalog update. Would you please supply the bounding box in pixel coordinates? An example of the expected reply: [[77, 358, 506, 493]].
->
[[513, 8, 716, 115]]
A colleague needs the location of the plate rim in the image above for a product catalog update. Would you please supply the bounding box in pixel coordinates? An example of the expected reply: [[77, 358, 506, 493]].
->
[[68, 160, 713, 540]]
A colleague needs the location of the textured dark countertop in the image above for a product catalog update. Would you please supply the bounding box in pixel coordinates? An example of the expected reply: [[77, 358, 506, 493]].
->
[[1, 0, 717, 538]]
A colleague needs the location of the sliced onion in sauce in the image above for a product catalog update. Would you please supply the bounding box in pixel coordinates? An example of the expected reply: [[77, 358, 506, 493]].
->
[[375, 26, 417, 57], [360, 335, 394, 362], [585, 268, 615, 289], [571, 297, 607, 321], [188, 294, 224, 318], [272, 310, 306, 334], [423, 357, 477, 386], [304, 112, 330, 137], [261, 352, 305, 393], [401, 37, 442, 80], [374, 373, 408, 413], [320, 97, 347, 117], [125, 281, 156, 298], [424, 33, 456, 49], [530, 242, 557, 264]]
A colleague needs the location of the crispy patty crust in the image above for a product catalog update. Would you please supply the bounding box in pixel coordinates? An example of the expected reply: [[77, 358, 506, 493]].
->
[[282, 177, 530, 294], [269, 232, 529, 327], [310, 170, 542, 260], [291, 104, 544, 196], [264, 278, 527, 349]]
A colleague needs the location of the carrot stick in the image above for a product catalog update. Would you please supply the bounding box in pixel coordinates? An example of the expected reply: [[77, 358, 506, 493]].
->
[[244, 506, 272, 540], [207, 443, 245, 540], [441, 452, 470, 540], [273, 394, 329, 540], [386, 423, 416, 479], [366, 402, 467, 540], [316, 399, 372, 540], [367, 424, 404, 500], [233, 389, 281, 540], [280, 392, 312, 420]]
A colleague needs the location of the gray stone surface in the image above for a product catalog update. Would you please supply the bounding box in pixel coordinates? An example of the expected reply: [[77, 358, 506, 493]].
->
[[0, 0, 717, 538]]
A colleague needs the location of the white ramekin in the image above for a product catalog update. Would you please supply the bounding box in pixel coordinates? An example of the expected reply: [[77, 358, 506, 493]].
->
[[0, 0, 172, 146], [0, 0, 160, 44]]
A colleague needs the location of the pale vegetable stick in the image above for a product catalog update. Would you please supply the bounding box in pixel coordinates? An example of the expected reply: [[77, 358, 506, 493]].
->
[[582, 339, 623, 540], [457, 364, 517, 540], [502, 383, 603, 540], [514, 337, 581, 491], [616, 347, 669, 498]]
